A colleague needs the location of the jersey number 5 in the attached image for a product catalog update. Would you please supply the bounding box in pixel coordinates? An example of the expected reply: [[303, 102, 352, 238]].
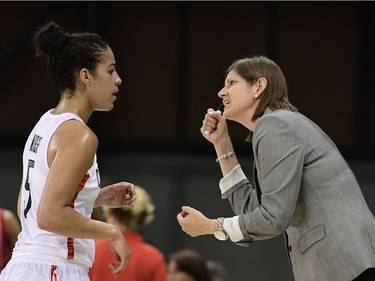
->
[[24, 159, 35, 218]]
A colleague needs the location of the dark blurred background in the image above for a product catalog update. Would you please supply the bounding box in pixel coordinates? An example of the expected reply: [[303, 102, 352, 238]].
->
[[1, 2, 375, 281]]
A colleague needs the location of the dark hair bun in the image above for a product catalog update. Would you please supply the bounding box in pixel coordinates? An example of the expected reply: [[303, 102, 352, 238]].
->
[[33, 21, 68, 57]]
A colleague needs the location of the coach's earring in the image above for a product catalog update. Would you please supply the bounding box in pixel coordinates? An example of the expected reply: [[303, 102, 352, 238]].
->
[[255, 94, 259, 99]]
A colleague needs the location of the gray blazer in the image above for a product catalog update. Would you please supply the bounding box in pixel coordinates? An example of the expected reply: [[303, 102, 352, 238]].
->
[[223, 108, 375, 281]]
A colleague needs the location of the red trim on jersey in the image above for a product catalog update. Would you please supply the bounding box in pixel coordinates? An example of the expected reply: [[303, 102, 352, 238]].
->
[[51, 264, 58, 281], [66, 172, 90, 260], [66, 237, 75, 260]]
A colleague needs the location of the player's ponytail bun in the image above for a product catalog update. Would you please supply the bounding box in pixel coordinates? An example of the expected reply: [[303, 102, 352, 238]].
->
[[33, 21, 68, 57]]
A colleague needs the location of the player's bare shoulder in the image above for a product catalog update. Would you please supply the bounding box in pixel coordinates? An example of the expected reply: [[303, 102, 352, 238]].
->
[[50, 119, 98, 157]]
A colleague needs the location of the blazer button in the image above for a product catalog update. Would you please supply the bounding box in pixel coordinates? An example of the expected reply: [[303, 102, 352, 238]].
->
[[288, 246, 292, 252]]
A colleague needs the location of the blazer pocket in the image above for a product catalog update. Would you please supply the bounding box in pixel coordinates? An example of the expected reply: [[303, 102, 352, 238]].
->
[[297, 224, 326, 254]]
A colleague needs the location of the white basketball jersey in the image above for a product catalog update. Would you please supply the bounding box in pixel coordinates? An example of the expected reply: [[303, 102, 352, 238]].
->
[[0, 208, 6, 270], [13, 109, 100, 269]]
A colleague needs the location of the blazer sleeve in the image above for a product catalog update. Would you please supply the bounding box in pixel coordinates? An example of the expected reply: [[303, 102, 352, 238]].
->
[[220, 164, 260, 213], [227, 114, 305, 243]]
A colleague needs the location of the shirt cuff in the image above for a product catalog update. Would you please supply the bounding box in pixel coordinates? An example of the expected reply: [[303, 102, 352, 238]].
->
[[223, 216, 244, 242], [219, 164, 247, 194]]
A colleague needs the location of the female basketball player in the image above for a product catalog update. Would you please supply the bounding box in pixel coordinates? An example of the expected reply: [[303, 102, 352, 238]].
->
[[0, 21, 135, 281]]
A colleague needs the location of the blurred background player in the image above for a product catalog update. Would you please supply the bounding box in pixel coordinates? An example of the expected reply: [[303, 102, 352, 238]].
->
[[89, 185, 168, 281], [0, 208, 21, 270], [167, 249, 212, 281]]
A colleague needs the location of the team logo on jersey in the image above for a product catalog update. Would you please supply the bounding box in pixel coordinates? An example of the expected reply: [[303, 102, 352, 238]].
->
[[29, 134, 43, 153]]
